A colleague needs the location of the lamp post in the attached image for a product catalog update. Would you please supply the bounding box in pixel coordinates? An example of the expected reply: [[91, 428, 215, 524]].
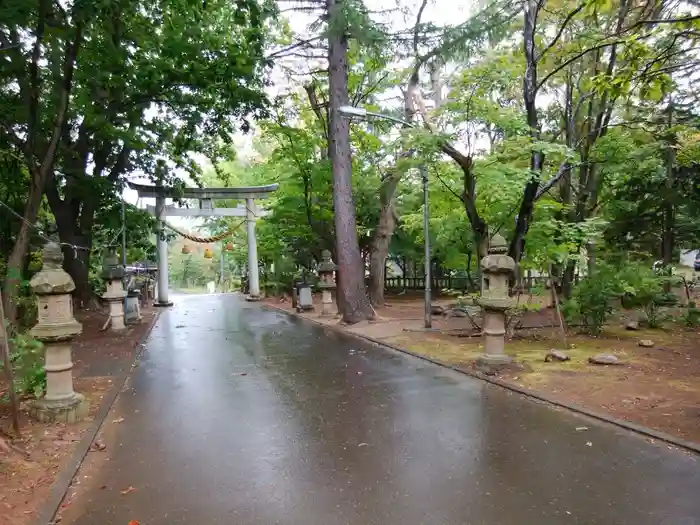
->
[[338, 105, 432, 329]]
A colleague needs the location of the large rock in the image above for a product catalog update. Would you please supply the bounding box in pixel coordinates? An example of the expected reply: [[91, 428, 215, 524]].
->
[[545, 349, 570, 362], [431, 304, 446, 316], [638, 339, 655, 348], [625, 320, 640, 330], [588, 354, 625, 365]]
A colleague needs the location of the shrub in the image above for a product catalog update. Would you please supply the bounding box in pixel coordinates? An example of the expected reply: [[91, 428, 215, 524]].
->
[[683, 301, 700, 327], [0, 332, 45, 399], [618, 264, 676, 328], [563, 264, 621, 335], [565, 262, 674, 333]]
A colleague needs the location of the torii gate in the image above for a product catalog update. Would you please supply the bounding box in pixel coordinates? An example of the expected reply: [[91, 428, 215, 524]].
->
[[128, 182, 278, 306]]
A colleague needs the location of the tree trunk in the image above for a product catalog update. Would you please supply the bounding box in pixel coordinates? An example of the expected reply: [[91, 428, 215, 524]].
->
[[662, 127, 676, 293], [510, 0, 543, 262], [367, 52, 421, 307], [368, 182, 399, 306], [561, 259, 577, 299], [61, 235, 94, 307], [368, 236, 390, 307], [466, 251, 477, 291], [46, 180, 98, 308], [2, 177, 44, 327], [327, 0, 373, 323]]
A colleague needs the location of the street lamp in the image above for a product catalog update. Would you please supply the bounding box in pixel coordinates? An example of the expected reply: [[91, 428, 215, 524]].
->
[[338, 105, 432, 329]]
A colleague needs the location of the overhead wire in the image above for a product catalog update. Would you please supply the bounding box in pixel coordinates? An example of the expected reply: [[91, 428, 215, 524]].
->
[[0, 198, 90, 254]]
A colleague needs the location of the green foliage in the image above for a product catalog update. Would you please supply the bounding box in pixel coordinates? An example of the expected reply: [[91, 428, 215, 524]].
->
[[4, 0, 698, 323], [563, 265, 622, 335], [617, 264, 667, 328], [1, 0, 276, 305], [682, 301, 700, 328], [564, 260, 675, 333], [0, 332, 45, 399]]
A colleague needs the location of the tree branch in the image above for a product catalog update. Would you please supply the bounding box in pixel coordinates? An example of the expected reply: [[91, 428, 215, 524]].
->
[[28, 0, 49, 156], [534, 161, 571, 200], [413, 0, 429, 57], [41, 19, 84, 179], [536, 38, 629, 93], [537, 0, 592, 62]]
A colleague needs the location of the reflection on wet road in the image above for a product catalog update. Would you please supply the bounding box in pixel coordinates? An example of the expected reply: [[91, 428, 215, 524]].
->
[[65, 294, 700, 525]]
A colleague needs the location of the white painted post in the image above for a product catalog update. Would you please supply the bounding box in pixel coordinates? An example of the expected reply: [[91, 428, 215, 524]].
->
[[246, 197, 260, 300], [155, 189, 172, 306]]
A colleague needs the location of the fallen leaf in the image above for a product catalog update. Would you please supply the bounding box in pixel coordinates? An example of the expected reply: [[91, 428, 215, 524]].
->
[[358, 443, 368, 447], [128, 521, 140, 525], [112, 418, 125, 424], [120, 486, 136, 495], [91, 440, 106, 451], [575, 426, 589, 432], [585, 441, 593, 447]]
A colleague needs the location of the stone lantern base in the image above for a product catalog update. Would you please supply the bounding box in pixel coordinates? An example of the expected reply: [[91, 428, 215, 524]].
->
[[320, 289, 335, 317], [29, 393, 88, 424], [475, 354, 515, 374], [475, 308, 515, 374]]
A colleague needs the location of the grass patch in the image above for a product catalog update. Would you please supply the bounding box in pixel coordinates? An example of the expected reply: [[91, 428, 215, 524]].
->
[[385, 332, 637, 380]]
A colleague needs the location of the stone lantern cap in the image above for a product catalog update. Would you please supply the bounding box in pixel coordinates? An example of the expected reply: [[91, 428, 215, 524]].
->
[[101, 249, 125, 280], [317, 250, 337, 290], [479, 296, 515, 311], [29, 240, 82, 341], [480, 233, 516, 274], [30, 241, 75, 295], [318, 250, 337, 273]]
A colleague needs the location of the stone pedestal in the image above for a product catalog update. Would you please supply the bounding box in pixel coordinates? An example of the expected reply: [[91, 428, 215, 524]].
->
[[476, 234, 516, 374], [101, 250, 126, 331], [125, 290, 142, 323], [321, 290, 334, 316], [317, 250, 337, 317], [29, 240, 87, 423], [297, 284, 314, 312]]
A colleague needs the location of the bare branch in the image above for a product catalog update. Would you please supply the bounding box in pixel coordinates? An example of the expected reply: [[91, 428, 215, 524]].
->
[[266, 36, 325, 60], [413, 0, 429, 57]]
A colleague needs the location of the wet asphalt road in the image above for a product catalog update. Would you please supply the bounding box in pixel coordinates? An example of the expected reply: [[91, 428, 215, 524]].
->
[[64, 294, 700, 525]]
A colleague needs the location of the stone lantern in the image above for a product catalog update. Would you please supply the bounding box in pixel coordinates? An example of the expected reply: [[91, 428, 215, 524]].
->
[[29, 240, 87, 423], [317, 250, 337, 317], [476, 233, 516, 373], [101, 249, 126, 331]]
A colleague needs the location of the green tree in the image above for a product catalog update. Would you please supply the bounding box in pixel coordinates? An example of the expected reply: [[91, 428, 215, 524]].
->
[[1, 0, 275, 319]]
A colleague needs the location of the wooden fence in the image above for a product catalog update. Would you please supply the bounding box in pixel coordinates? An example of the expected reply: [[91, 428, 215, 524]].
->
[[383, 275, 553, 293]]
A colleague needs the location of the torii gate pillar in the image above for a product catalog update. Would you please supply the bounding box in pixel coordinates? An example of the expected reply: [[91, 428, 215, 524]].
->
[[129, 182, 277, 305], [155, 189, 173, 307], [246, 198, 260, 300]]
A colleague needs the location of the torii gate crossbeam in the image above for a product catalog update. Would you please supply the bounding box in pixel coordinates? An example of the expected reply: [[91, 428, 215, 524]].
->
[[128, 182, 278, 305]]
